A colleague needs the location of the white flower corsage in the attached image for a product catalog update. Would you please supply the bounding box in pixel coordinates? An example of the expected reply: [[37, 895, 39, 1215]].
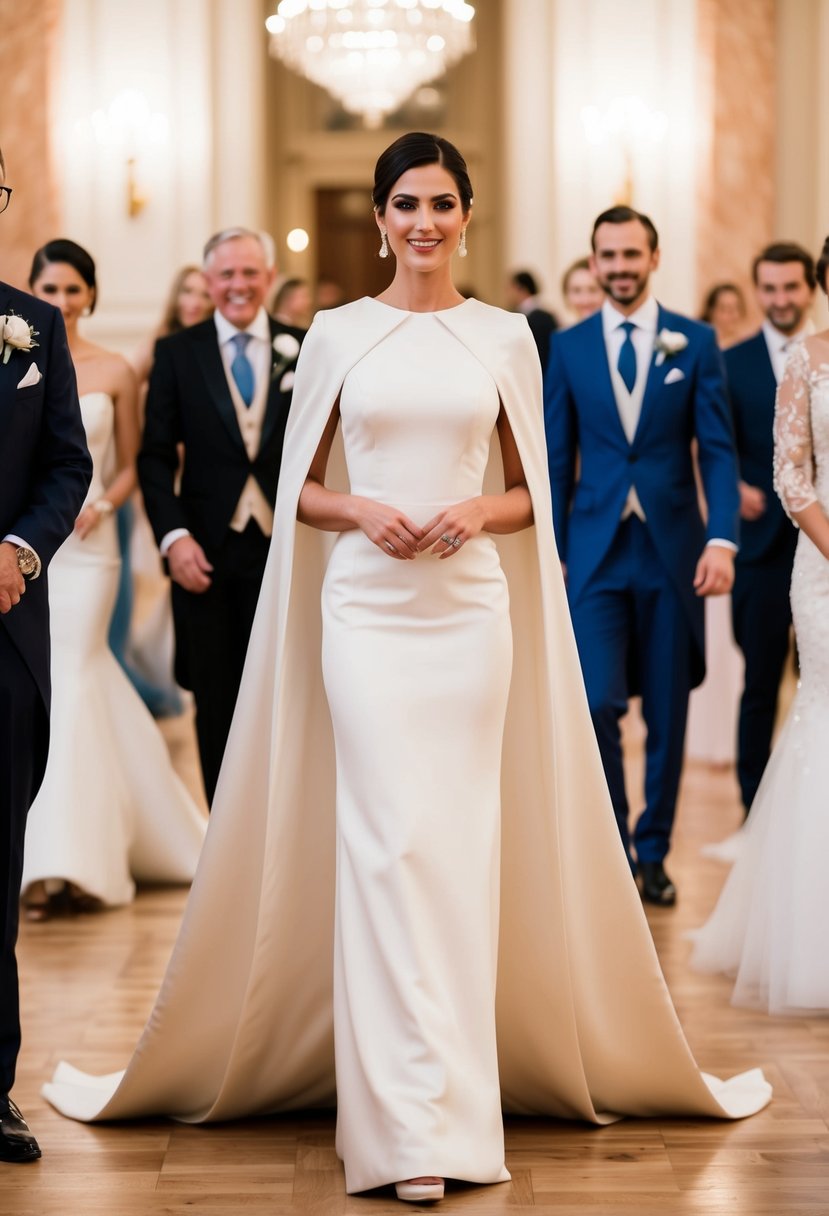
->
[[1, 313, 39, 364], [271, 332, 300, 385], [654, 328, 688, 366]]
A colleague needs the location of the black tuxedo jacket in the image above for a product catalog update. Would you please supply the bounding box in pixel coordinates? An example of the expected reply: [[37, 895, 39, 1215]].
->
[[138, 315, 305, 559], [724, 331, 797, 567], [0, 282, 92, 716], [525, 306, 558, 370]]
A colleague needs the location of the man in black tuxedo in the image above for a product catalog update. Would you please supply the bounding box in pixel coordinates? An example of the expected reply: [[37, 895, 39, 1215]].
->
[[726, 242, 816, 813], [138, 228, 304, 803], [0, 146, 92, 1161], [506, 269, 559, 369]]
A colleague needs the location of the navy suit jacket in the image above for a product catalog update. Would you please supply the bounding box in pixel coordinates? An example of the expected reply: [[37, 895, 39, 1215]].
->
[[138, 316, 304, 557], [724, 331, 797, 567], [0, 282, 92, 717], [544, 304, 740, 685]]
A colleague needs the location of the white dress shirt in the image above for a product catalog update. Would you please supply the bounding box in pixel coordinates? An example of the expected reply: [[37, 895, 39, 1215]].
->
[[601, 296, 659, 521], [762, 318, 814, 385], [161, 308, 275, 556]]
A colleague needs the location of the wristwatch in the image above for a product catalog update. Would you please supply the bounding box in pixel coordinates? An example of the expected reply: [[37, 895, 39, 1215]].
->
[[16, 547, 40, 579]]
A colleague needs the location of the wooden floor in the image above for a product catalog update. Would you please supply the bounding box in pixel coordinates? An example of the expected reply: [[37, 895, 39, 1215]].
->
[[3, 714, 829, 1215]]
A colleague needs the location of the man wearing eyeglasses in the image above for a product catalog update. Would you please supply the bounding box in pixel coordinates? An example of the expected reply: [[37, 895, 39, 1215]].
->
[[0, 146, 91, 1162]]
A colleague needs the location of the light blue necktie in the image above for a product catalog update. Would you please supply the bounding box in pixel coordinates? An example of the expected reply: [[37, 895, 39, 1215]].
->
[[617, 320, 637, 394], [230, 332, 255, 407]]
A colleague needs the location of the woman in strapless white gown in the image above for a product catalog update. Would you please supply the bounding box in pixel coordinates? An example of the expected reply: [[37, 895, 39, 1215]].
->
[[690, 249, 829, 1013], [22, 241, 205, 918], [43, 138, 770, 1203]]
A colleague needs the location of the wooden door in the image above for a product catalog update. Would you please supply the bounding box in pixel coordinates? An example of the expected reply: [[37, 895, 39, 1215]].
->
[[315, 188, 392, 304]]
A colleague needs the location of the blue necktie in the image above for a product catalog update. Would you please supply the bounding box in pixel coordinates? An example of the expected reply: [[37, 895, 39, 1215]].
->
[[230, 332, 255, 407], [617, 320, 637, 394]]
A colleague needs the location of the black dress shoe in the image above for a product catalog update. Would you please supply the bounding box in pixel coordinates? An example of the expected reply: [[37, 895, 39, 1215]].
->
[[0, 1098, 42, 1163], [638, 861, 677, 907]]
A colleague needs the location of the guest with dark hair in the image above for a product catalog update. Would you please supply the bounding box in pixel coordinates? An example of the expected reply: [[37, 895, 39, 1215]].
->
[[505, 267, 558, 366], [561, 256, 603, 324], [22, 239, 205, 919], [704, 242, 816, 851], [546, 204, 740, 904], [700, 282, 748, 349]]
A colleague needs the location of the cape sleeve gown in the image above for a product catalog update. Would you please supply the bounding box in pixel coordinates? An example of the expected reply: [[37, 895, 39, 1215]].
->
[[43, 300, 771, 1195]]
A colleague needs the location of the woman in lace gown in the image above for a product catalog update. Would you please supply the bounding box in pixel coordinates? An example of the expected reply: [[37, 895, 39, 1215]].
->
[[43, 137, 770, 1202], [690, 239, 829, 1012], [22, 241, 205, 918]]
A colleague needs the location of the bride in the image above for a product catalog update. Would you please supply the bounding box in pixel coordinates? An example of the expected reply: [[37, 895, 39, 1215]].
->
[[44, 136, 770, 1202], [22, 240, 206, 918], [690, 237, 829, 1013]]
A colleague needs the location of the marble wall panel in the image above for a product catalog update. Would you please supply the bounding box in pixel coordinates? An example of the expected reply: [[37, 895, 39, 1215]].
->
[[695, 0, 776, 325], [0, 0, 62, 292]]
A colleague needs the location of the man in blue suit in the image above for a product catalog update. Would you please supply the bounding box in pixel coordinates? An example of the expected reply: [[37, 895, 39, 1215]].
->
[[545, 206, 739, 905], [0, 146, 92, 1160], [726, 242, 815, 815]]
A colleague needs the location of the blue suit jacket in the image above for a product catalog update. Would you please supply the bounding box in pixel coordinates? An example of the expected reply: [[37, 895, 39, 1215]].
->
[[544, 304, 739, 685], [724, 331, 797, 567], [0, 283, 91, 720]]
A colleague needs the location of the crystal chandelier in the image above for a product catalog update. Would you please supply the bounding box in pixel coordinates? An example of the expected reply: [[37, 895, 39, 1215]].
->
[[266, 0, 476, 129]]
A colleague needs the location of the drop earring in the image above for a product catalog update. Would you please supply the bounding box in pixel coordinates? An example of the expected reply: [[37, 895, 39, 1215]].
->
[[379, 231, 389, 259], [458, 229, 468, 258]]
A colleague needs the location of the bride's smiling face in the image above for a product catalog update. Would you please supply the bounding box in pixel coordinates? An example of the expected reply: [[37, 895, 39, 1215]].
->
[[376, 163, 469, 271]]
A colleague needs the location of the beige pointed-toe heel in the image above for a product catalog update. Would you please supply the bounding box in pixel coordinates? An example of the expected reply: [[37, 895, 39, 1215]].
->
[[395, 1177, 444, 1203]]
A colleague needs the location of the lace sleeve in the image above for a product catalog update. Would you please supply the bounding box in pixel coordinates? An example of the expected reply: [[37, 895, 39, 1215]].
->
[[774, 341, 818, 520]]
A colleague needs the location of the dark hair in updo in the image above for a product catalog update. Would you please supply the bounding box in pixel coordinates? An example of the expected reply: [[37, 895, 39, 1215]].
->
[[372, 132, 473, 216], [29, 238, 98, 314], [817, 236, 829, 296]]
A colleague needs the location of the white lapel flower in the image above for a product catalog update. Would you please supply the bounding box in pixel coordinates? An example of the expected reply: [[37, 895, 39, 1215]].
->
[[1, 313, 39, 364], [654, 328, 688, 367], [273, 333, 300, 362], [279, 370, 295, 392], [271, 332, 301, 384]]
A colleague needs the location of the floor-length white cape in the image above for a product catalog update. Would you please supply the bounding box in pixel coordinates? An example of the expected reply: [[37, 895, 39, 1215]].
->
[[44, 299, 770, 1126]]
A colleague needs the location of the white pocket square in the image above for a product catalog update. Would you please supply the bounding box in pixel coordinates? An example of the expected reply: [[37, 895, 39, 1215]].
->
[[664, 367, 685, 385], [17, 362, 42, 389]]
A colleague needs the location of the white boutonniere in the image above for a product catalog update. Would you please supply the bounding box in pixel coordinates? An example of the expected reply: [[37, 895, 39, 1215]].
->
[[654, 328, 688, 367], [271, 332, 300, 384], [0, 313, 39, 365]]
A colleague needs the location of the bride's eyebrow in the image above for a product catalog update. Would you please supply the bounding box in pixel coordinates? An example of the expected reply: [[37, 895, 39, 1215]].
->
[[391, 192, 458, 203]]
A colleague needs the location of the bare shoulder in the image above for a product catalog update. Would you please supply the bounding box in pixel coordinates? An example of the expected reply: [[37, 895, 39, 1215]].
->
[[75, 343, 137, 398]]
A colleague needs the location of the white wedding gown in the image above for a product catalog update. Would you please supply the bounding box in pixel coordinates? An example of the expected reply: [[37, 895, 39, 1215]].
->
[[22, 392, 206, 907], [324, 315, 512, 1186], [42, 301, 770, 1195], [690, 339, 829, 1012]]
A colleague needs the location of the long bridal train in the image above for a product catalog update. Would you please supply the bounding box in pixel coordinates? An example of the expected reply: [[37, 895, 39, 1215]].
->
[[43, 301, 770, 1194]]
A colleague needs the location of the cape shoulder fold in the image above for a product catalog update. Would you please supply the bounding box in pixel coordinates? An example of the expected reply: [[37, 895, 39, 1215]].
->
[[43, 298, 770, 1126]]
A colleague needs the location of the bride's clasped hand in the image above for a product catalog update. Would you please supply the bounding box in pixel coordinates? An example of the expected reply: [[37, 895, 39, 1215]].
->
[[349, 494, 497, 560]]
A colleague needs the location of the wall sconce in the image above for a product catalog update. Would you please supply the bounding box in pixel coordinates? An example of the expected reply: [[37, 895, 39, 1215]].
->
[[88, 90, 169, 219], [581, 96, 668, 206]]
